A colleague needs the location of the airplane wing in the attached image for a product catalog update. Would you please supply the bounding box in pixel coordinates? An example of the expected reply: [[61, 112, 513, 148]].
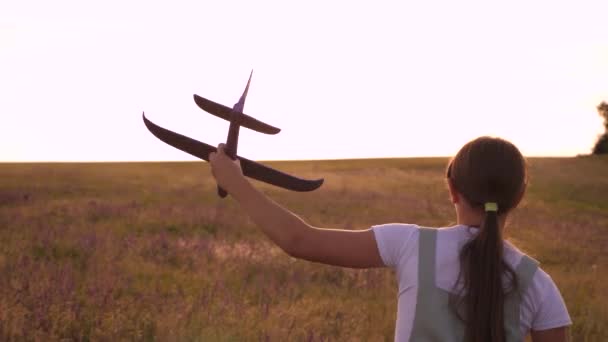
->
[[142, 113, 323, 192], [193, 95, 281, 135]]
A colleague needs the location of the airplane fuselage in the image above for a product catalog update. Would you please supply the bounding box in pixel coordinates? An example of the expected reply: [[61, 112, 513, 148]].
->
[[224, 70, 252, 161], [224, 110, 241, 159]]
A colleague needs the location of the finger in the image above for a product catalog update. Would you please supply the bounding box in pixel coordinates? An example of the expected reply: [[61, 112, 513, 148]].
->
[[217, 143, 225, 155], [209, 151, 216, 163]]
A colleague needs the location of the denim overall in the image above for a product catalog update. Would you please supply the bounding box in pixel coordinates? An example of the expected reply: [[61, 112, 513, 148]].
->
[[409, 228, 539, 341]]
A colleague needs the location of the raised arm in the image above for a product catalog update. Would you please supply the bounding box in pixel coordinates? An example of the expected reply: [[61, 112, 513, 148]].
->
[[208, 144, 384, 268], [531, 327, 569, 342]]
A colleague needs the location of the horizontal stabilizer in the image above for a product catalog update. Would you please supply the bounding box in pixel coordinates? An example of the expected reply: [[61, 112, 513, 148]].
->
[[193, 95, 280, 135]]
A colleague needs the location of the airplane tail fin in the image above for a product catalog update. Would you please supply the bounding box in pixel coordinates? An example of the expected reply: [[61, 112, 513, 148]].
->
[[233, 69, 253, 113]]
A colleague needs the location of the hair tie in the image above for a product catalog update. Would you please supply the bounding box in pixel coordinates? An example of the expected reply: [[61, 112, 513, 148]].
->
[[484, 202, 498, 212]]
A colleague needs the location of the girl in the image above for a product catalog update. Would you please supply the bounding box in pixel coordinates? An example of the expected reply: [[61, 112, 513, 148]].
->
[[208, 136, 571, 341]]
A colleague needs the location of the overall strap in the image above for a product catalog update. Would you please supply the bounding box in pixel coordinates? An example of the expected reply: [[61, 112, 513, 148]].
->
[[411, 227, 464, 341], [515, 255, 540, 293], [504, 254, 540, 341], [417, 227, 437, 288]]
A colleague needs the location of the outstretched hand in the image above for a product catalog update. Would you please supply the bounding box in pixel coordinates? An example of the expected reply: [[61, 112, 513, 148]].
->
[[208, 144, 246, 194]]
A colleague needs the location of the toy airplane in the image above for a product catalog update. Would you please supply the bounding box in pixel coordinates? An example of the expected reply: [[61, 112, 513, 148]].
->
[[142, 71, 324, 198]]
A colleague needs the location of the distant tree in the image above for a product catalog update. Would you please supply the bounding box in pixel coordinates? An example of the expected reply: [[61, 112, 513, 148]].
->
[[592, 101, 608, 154]]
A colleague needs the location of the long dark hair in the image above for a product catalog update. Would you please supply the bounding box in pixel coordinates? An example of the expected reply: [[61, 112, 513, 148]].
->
[[446, 137, 527, 342]]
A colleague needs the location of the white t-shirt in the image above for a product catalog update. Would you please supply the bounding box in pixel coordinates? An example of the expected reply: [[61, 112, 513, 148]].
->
[[372, 223, 572, 341]]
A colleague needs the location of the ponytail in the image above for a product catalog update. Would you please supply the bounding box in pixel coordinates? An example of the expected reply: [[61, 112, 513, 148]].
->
[[456, 203, 518, 342], [446, 137, 526, 341]]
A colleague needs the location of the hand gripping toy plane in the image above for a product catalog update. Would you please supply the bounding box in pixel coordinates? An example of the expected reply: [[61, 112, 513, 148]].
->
[[142, 71, 324, 198]]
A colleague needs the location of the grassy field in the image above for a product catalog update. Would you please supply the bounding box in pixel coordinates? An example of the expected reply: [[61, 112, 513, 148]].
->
[[0, 156, 606, 341]]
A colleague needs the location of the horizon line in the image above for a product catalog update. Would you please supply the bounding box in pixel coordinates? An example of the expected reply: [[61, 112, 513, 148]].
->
[[0, 155, 594, 164]]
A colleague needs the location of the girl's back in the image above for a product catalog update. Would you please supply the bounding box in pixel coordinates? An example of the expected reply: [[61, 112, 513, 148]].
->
[[373, 224, 571, 341]]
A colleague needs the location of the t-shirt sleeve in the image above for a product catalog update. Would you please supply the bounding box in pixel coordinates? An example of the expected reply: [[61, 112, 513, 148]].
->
[[371, 223, 418, 268], [531, 270, 572, 331]]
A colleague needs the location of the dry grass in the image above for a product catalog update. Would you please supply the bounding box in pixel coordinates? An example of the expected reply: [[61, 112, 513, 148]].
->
[[0, 156, 606, 341]]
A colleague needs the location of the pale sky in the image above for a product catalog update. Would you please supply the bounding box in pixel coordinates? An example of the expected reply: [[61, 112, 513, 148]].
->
[[1, 0, 607, 162]]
